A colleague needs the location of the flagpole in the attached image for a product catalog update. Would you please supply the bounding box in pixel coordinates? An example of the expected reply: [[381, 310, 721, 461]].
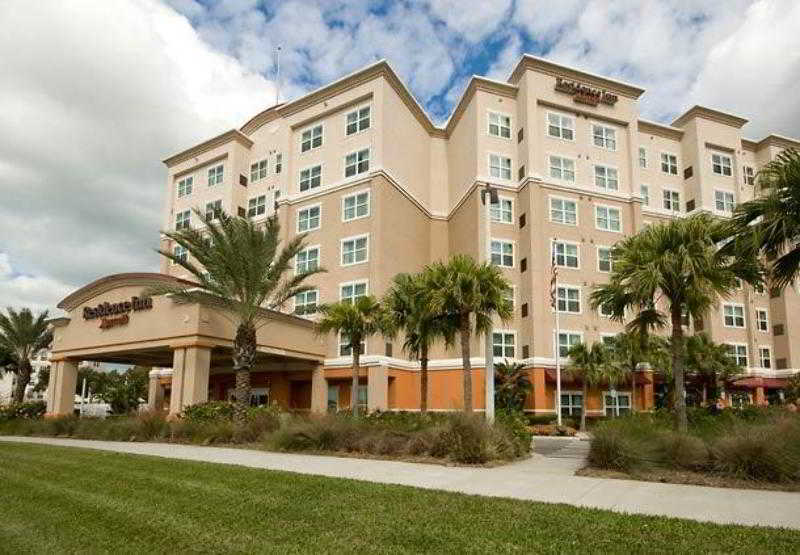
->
[[551, 243, 562, 426]]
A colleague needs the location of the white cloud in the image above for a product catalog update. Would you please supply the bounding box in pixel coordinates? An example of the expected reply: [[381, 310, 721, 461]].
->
[[0, 253, 72, 314], [424, 0, 513, 39]]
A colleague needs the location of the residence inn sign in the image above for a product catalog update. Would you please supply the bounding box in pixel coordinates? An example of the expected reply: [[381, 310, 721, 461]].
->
[[83, 296, 153, 329]]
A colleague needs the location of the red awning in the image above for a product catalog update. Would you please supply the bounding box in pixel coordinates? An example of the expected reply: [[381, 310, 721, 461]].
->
[[731, 377, 788, 389], [544, 368, 652, 385]]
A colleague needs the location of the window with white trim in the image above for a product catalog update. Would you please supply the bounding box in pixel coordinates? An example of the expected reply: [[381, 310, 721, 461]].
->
[[339, 332, 366, 357], [345, 149, 370, 177], [346, 106, 370, 135], [340, 281, 367, 304], [756, 309, 769, 332], [711, 153, 732, 176], [597, 247, 612, 273], [173, 244, 187, 264], [205, 200, 222, 221], [549, 156, 575, 182], [301, 124, 323, 152], [294, 290, 318, 316], [299, 165, 322, 192], [599, 302, 614, 318], [547, 113, 574, 140], [723, 304, 745, 328], [343, 191, 369, 221], [556, 286, 581, 314], [638, 147, 647, 168], [715, 190, 735, 213], [247, 195, 266, 218], [490, 198, 513, 223], [250, 159, 267, 182], [561, 392, 583, 417], [207, 164, 223, 186], [604, 392, 631, 417], [492, 331, 515, 358], [341, 236, 368, 266], [175, 210, 190, 231], [489, 154, 512, 180], [661, 153, 678, 175], [297, 205, 321, 232], [595, 206, 621, 232], [663, 190, 680, 212], [743, 165, 755, 185], [640, 184, 650, 206], [296, 247, 319, 273], [594, 165, 619, 191], [275, 153, 282, 174], [592, 124, 616, 150], [490, 240, 514, 267], [503, 287, 514, 310], [558, 332, 582, 357], [726, 344, 748, 366], [552, 241, 579, 269], [488, 111, 511, 138], [550, 197, 577, 225], [177, 176, 193, 197], [759, 347, 771, 369]]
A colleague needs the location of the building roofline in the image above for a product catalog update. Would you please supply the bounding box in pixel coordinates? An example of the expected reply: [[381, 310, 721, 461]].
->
[[162, 129, 253, 167], [443, 75, 518, 134], [756, 134, 800, 150], [637, 118, 684, 140], [671, 105, 748, 129], [57, 273, 197, 311]]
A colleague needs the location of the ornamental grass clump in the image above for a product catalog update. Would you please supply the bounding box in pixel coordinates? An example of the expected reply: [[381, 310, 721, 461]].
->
[[711, 418, 800, 483]]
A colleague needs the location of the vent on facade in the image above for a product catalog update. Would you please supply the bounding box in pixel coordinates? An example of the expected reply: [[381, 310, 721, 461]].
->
[[683, 166, 693, 179], [521, 303, 528, 318], [776, 358, 788, 370], [773, 324, 785, 336], [517, 128, 524, 143], [520, 258, 527, 273], [686, 199, 696, 212], [519, 213, 526, 228], [770, 288, 781, 299], [237, 207, 246, 218], [385, 343, 393, 357], [518, 165, 526, 181], [239, 174, 248, 186], [522, 345, 530, 359]]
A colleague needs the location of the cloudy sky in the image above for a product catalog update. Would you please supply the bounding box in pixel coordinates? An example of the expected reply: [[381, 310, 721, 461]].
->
[[1, 0, 799, 314]]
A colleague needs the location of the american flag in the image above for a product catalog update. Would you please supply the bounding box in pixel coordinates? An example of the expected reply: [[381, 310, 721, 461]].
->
[[550, 251, 559, 309]]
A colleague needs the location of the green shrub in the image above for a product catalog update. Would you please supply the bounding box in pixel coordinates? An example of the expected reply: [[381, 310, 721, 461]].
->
[[588, 424, 644, 471], [711, 423, 799, 482], [432, 414, 490, 464], [495, 409, 533, 457], [526, 414, 556, 426], [655, 431, 709, 470], [181, 401, 236, 423], [0, 401, 47, 421]]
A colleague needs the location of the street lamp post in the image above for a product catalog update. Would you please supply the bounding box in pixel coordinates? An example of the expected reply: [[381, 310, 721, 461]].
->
[[481, 183, 499, 423]]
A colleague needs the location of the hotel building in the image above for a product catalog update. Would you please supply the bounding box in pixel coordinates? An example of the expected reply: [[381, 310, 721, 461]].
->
[[45, 55, 800, 418]]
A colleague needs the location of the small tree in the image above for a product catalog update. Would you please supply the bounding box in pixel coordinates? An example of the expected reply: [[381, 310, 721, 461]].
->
[[685, 333, 743, 405], [98, 367, 148, 414], [494, 360, 532, 412], [786, 373, 800, 404], [0, 308, 52, 403], [566, 342, 623, 431]]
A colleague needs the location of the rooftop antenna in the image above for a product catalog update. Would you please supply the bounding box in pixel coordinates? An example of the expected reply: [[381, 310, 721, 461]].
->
[[275, 45, 282, 106]]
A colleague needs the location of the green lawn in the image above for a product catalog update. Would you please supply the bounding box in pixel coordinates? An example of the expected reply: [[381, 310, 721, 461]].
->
[[0, 444, 797, 554]]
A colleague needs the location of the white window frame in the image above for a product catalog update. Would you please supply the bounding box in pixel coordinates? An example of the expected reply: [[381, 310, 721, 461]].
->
[[345, 148, 370, 178], [296, 203, 322, 233], [546, 111, 575, 141], [599, 302, 615, 318], [595, 204, 622, 233], [755, 309, 769, 332], [172, 244, 187, 265], [640, 184, 650, 206], [492, 330, 517, 359], [556, 330, 583, 358], [758, 346, 772, 369], [504, 285, 515, 311], [250, 159, 268, 183], [490, 196, 514, 224], [487, 110, 512, 139], [603, 391, 632, 417], [638, 147, 647, 169], [711, 152, 733, 176], [341, 189, 371, 222], [593, 164, 619, 191], [247, 195, 267, 218], [743, 165, 755, 185], [339, 280, 369, 303], [339, 331, 366, 358], [294, 289, 319, 316], [490, 239, 515, 268], [556, 284, 582, 314], [548, 154, 576, 183], [175, 210, 191, 231], [549, 195, 578, 226], [300, 123, 324, 153], [176, 176, 193, 198], [726, 343, 748, 367], [551, 240, 580, 270], [345, 104, 371, 136], [340, 234, 369, 267], [723, 303, 746, 328], [299, 164, 322, 192], [714, 189, 735, 214], [205, 199, 223, 221], [662, 188, 681, 212], [295, 245, 320, 275], [596, 246, 613, 273], [488, 153, 512, 181], [660, 152, 678, 175], [560, 390, 584, 416], [207, 164, 224, 186], [274, 153, 283, 174], [591, 123, 617, 151]]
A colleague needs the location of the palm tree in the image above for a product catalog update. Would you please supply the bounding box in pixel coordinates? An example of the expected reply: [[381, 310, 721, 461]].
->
[[0, 308, 52, 403], [427, 255, 513, 413], [494, 359, 532, 412], [316, 295, 385, 416], [382, 272, 456, 412], [607, 330, 667, 414], [148, 210, 322, 422], [590, 213, 761, 432], [685, 333, 743, 405], [565, 342, 622, 431], [725, 148, 800, 289]]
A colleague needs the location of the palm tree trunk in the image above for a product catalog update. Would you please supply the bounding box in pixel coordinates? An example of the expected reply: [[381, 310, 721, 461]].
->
[[459, 312, 473, 413], [351, 344, 361, 416], [580, 379, 588, 432], [233, 322, 257, 423], [671, 308, 688, 433], [12, 362, 32, 404], [630, 361, 636, 414], [420, 343, 428, 413]]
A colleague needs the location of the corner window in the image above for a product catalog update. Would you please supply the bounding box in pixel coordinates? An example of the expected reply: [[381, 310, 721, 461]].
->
[[492, 332, 515, 358], [296, 247, 320, 274], [723, 304, 745, 328], [247, 195, 266, 218], [756, 309, 769, 332], [489, 154, 512, 180], [294, 290, 318, 316], [340, 281, 367, 304], [205, 200, 222, 221], [558, 332, 582, 357], [640, 185, 650, 206], [549, 156, 575, 182], [488, 111, 511, 138], [552, 241, 579, 269], [592, 124, 616, 150], [663, 190, 680, 212], [177, 176, 193, 197], [597, 247, 612, 273], [250, 159, 268, 183], [299, 165, 322, 192], [345, 149, 370, 177], [490, 198, 513, 223], [547, 113, 574, 140], [557, 286, 581, 314], [595, 206, 621, 232], [660, 153, 678, 175], [341, 235, 368, 266], [301, 124, 323, 152], [346, 106, 370, 135], [175, 210, 190, 231], [550, 197, 577, 225], [297, 205, 321, 233], [342, 191, 370, 221], [490, 240, 514, 267], [712, 153, 732, 176], [638, 147, 647, 169], [715, 190, 735, 213], [594, 165, 619, 191], [207, 164, 223, 186]]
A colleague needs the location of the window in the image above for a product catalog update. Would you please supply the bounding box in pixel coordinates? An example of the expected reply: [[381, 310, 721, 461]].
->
[[297, 205, 321, 232], [247, 195, 266, 218], [207, 164, 223, 186], [550, 197, 577, 225], [556, 286, 581, 314], [549, 156, 575, 182], [492, 332, 515, 358], [552, 241, 579, 269], [491, 197, 513, 223], [340, 281, 367, 304], [715, 190, 735, 213], [294, 290, 318, 316], [489, 154, 512, 180], [299, 165, 322, 192], [346, 105, 370, 135], [723, 304, 745, 328], [275, 153, 283, 174], [488, 111, 511, 138], [547, 113, 574, 140], [296, 247, 319, 274], [726, 344, 748, 366], [595, 206, 621, 232], [663, 190, 680, 212], [558, 332, 582, 357], [759, 347, 772, 369], [597, 247, 612, 272], [503, 287, 514, 310], [561, 392, 583, 417], [743, 165, 755, 185], [490, 240, 514, 267], [711, 153, 732, 176], [250, 159, 268, 183], [173, 245, 187, 264], [342, 191, 370, 221], [301, 124, 323, 152], [345, 149, 370, 177], [604, 392, 631, 417], [756, 309, 769, 332], [661, 153, 678, 175], [327, 384, 339, 411], [638, 147, 647, 168], [339, 332, 366, 357], [357, 385, 368, 411], [205, 200, 222, 221], [175, 210, 190, 231], [594, 165, 619, 191], [592, 124, 616, 150], [341, 235, 368, 266], [599, 302, 614, 318], [177, 176, 193, 197], [640, 185, 650, 206]]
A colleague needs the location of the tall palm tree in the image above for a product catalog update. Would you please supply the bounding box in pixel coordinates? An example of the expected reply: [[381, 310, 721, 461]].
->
[[725, 148, 800, 289], [149, 210, 322, 422], [316, 295, 385, 416], [427, 255, 513, 413], [566, 342, 622, 431], [382, 272, 456, 412], [590, 213, 761, 432], [0, 308, 52, 403], [685, 333, 743, 405]]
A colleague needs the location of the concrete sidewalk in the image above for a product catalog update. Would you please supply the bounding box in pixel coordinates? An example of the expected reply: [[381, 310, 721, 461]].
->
[[2, 436, 799, 530]]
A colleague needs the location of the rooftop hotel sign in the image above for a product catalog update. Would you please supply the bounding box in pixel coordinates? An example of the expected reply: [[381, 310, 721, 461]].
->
[[83, 296, 153, 330], [555, 77, 618, 107]]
